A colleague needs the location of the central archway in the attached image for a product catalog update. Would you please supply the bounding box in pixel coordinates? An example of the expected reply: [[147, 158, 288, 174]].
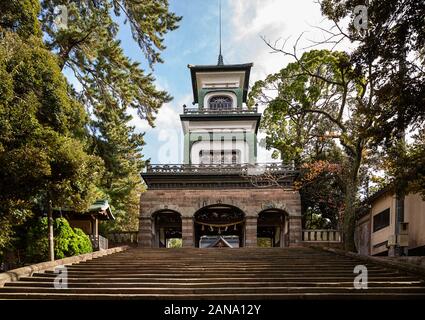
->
[[194, 204, 245, 248]]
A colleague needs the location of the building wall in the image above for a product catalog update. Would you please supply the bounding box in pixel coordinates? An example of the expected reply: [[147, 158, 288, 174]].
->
[[356, 191, 425, 256], [69, 220, 92, 235], [404, 193, 425, 250], [369, 192, 395, 255], [187, 131, 257, 164], [138, 188, 302, 248], [355, 214, 371, 255]]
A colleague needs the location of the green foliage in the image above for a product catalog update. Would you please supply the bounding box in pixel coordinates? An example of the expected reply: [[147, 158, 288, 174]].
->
[[257, 238, 272, 248], [26, 217, 92, 262], [249, 49, 376, 250], [0, 0, 42, 38], [73, 228, 93, 254], [37, 1, 181, 233], [248, 50, 355, 166], [387, 129, 425, 199], [167, 238, 182, 248], [93, 101, 145, 233], [26, 218, 49, 262], [40, 0, 179, 125], [320, 0, 425, 195], [0, 30, 103, 253], [298, 161, 345, 229], [1, 0, 180, 253]]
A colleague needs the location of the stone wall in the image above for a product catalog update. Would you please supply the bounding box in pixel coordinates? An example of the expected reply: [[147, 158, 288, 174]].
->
[[138, 188, 302, 248], [140, 188, 301, 218]]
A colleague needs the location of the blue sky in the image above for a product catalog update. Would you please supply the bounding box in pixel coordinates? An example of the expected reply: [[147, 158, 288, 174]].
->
[[69, 0, 347, 164]]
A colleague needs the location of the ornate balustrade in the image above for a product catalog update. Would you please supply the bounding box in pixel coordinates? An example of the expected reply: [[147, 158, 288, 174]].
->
[[183, 105, 258, 114], [143, 163, 298, 176], [302, 229, 342, 243]]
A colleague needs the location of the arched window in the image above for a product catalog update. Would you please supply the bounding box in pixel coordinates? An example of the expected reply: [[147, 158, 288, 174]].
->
[[208, 95, 233, 110]]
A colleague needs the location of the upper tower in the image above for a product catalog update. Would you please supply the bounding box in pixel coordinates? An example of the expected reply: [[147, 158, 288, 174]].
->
[[180, 62, 261, 165]]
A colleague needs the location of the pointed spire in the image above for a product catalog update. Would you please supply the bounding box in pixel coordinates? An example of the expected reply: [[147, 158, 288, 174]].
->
[[217, 0, 224, 65], [217, 52, 224, 66]]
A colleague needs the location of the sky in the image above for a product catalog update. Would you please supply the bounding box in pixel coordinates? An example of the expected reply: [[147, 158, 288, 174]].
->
[[98, 0, 350, 164]]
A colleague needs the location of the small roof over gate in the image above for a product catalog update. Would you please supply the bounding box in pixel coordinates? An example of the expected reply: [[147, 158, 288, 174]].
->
[[53, 200, 114, 220]]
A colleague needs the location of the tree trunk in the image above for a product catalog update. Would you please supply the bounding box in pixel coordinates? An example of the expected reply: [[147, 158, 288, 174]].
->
[[47, 199, 54, 261], [343, 154, 361, 252], [343, 179, 357, 252]]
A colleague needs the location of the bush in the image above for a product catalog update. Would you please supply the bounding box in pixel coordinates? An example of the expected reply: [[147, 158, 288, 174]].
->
[[72, 228, 93, 255], [26, 217, 93, 262]]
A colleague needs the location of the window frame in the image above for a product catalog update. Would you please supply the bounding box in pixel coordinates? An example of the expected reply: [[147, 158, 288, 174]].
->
[[372, 208, 390, 233], [203, 92, 237, 110]]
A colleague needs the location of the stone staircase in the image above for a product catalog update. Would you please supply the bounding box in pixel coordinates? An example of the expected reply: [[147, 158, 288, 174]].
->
[[1, 247, 425, 299]]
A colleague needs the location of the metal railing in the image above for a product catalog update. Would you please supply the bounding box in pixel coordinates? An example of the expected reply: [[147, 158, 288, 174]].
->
[[143, 163, 297, 176], [302, 229, 342, 242], [89, 234, 109, 251], [183, 105, 258, 114]]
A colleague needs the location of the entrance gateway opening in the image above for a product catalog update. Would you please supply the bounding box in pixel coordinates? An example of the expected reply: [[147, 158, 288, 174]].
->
[[153, 210, 182, 248], [194, 205, 245, 248], [151, 207, 289, 248], [257, 209, 288, 247]]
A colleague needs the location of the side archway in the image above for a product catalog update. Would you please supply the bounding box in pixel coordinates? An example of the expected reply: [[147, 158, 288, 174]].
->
[[152, 210, 182, 248], [257, 209, 288, 247]]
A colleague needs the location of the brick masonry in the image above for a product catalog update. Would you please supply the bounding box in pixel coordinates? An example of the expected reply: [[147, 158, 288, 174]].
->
[[138, 188, 302, 248]]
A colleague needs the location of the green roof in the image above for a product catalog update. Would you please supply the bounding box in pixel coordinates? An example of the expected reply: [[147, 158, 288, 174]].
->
[[53, 200, 115, 220], [188, 63, 253, 104]]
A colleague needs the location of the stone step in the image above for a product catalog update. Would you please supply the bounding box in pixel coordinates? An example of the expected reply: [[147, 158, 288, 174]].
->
[[20, 275, 420, 282], [52, 267, 389, 273], [2, 286, 425, 295], [1, 292, 425, 300], [36, 272, 404, 279], [1, 247, 424, 299], [6, 280, 424, 288], [65, 263, 385, 269]]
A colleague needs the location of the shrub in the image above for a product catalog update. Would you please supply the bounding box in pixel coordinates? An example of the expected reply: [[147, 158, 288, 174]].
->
[[72, 228, 93, 255], [26, 217, 93, 262]]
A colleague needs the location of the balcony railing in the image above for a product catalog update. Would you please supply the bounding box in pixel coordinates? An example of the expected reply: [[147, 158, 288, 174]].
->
[[143, 163, 297, 176], [302, 230, 342, 243], [183, 105, 258, 115]]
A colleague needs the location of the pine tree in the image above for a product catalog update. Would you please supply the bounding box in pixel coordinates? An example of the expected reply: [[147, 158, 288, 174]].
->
[[0, 22, 104, 258], [38, 0, 181, 232]]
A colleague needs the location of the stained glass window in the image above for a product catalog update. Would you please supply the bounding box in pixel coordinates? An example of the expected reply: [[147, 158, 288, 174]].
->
[[208, 95, 233, 110]]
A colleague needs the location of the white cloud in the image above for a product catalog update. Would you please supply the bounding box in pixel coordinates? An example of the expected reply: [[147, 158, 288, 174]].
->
[[222, 0, 354, 163], [130, 93, 190, 164], [226, 0, 351, 82]]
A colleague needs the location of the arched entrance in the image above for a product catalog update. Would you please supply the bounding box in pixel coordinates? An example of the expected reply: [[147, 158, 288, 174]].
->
[[257, 209, 288, 247], [152, 210, 182, 248], [194, 205, 245, 248]]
